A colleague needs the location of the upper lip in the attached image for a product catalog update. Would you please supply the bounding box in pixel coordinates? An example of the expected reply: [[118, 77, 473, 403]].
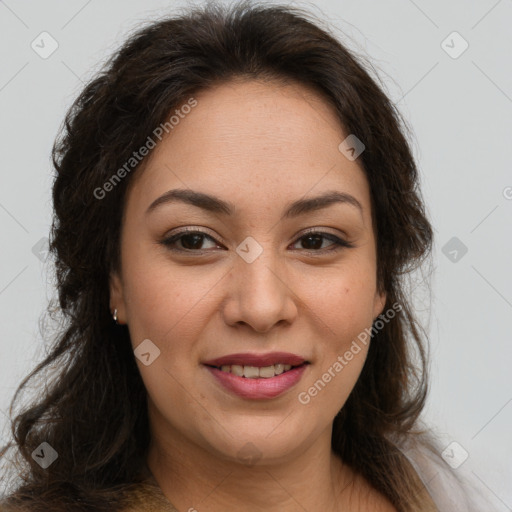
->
[[203, 352, 308, 368]]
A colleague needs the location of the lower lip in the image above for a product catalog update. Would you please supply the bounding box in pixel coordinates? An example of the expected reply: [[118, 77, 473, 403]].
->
[[205, 364, 308, 400]]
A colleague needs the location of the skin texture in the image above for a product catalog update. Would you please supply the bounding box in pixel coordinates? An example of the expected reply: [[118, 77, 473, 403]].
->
[[110, 79, 395, 511]]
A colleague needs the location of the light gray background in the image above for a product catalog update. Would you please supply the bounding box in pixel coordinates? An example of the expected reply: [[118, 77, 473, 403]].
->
[[1, 0, 511, 507]]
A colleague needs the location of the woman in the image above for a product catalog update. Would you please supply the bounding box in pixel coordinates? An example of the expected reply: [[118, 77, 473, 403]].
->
[[0, 1, 497, 511]]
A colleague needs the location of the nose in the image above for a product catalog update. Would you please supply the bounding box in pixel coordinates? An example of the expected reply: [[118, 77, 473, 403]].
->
[[221, 245, 298, 334]]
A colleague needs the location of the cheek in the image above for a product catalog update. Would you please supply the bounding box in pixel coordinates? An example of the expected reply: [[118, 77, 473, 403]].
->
[[293, 265, 376, 411], [122, 253, 222, 357], [295, 263, 378, 340], [297, 319, 371, 421]]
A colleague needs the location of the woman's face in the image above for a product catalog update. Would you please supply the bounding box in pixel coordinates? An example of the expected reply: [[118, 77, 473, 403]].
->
[[110, 79, 386, 465]]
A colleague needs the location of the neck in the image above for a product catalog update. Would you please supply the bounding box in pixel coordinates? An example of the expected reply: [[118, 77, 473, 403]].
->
[[147, 423, 358, 512]]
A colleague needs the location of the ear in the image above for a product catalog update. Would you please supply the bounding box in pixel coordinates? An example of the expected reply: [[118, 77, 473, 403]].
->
[[372, 287, 387, 321], [109, 271, 127, 324]]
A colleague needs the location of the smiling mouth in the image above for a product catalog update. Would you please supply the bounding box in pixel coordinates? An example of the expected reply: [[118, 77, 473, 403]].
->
[[205, 362, 308, 379]]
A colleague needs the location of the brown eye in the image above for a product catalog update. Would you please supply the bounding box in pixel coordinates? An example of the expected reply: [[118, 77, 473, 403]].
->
[[161, 229, 222, 252], [160, 228, 354, 255], [292, 231, 354, 252]]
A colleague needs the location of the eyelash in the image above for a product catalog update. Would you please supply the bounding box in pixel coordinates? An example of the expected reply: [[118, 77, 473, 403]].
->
[[160, 227, 354, 255]]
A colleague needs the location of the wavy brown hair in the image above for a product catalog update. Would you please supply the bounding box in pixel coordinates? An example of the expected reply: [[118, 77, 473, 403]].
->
[[1, 1, 438, 510]]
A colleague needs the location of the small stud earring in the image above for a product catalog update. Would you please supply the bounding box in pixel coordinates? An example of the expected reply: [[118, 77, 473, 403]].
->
[[113, 308, 118, 324]]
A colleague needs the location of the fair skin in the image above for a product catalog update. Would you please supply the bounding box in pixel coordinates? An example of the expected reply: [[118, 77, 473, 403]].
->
[[110, 79, 396, 511]]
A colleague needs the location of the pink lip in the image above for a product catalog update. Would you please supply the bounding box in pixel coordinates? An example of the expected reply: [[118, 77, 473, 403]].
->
[[202, 351, 307, 367], [204, 363, 309, 400]]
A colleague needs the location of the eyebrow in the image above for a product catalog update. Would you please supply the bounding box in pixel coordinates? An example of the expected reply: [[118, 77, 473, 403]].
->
[[145, 188, 363, 220]]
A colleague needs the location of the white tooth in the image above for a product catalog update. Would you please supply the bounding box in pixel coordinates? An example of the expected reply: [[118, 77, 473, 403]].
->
[[259, 365, 275, 378], [231, 365, 244, 377], [243, 366, 260, 378], [220, 365, 231, 373], [274, 363, 285, 375], [283, 364, 292, 372]]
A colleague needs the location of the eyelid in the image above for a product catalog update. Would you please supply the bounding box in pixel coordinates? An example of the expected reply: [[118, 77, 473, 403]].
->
[[299, 226, 347, 239], [159, 225, 355, 254], [163, 225, 348, 241]]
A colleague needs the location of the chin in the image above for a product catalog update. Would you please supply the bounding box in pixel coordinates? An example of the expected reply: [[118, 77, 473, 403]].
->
[[197, 416, 316, 466]]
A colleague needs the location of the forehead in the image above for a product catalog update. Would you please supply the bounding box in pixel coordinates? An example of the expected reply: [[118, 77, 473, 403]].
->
[[126, 79, 372, 222]]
